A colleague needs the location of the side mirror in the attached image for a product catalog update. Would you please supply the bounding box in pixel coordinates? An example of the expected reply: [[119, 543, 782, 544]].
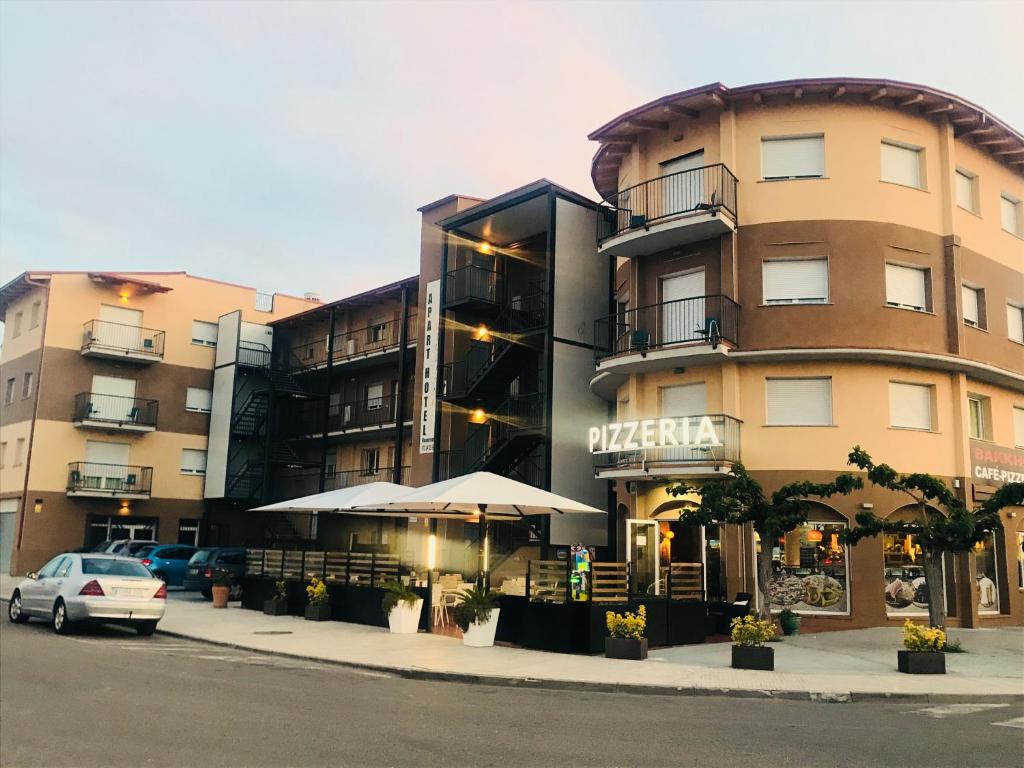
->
[[26, 572, 37, 580]]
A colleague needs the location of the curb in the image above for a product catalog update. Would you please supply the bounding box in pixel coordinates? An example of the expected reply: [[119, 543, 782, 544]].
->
[[5, 596, 1021, 704]]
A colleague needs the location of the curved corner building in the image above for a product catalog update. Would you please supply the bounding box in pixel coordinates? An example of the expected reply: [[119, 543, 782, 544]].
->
[[587, 78, 1023, 629]]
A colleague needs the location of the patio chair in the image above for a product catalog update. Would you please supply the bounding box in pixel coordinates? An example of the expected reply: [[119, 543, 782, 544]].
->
[[431, 586, 446, 627], [708, 591, 752, 635]]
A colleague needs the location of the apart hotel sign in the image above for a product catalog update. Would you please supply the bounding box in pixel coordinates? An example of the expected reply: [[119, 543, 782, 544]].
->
[[589, 416, 721, 453], [419, 279, 441, 454], [970, 441, 1024, 485]]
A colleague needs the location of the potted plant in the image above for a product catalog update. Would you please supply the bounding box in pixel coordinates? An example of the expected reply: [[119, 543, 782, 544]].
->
[[264, 579, 289, 616], [452, 587, 499, 647], [898, 620, 946, 674], [381, 580, 423, 634], [211, 569, 233, 609], [730, 614, 776, 670], [778, 608, 802, 636], [304, 576, 331, 621], [604, 604, 648, 660]]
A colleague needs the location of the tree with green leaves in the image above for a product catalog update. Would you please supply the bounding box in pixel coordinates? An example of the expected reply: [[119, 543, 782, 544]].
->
[[843, 446, 1023, 630], [667, 463, 862, 620]]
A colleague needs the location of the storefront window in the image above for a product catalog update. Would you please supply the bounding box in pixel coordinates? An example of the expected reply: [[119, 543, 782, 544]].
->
[[883, 530, 941, 616], [768, 520, 849, 614], [1017, 533, 1024, 590], [974, 533, 1001, 614]]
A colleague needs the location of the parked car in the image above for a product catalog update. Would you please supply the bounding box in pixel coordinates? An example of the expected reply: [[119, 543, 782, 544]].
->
[[182, 547, 246, 600], [102, 539, 160, 557], [7, 553, 166, 635], [134, 544, 198, 586]]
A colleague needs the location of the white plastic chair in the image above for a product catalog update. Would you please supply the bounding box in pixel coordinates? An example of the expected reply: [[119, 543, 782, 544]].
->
[[431, 585, 446, 627]]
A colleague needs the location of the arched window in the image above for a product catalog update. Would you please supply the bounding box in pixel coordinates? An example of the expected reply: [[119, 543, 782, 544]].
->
[[882, 505, 946, 617], [766, 501, 850, 615]]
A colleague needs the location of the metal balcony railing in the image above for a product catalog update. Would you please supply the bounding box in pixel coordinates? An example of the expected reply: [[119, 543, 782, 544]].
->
[[67, 462, 153, 496], [280, 393, 412, 438], [81, 320, 165, 359], [288, 315, 418, 371], [594, 294, 739, 362], [444, 265, 501, 307], [72, 392, 159, 429], [592, 414, 742, 474], [238, 341, 272, 368], [600, 163, 738, 240], [273, 466, 411, 500]]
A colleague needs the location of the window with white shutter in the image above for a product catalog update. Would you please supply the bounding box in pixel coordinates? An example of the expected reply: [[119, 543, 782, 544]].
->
[[765, 378, 832, 426], [191, 320, 218, 347], [1002, 194, 1023, 235], [1014, 406, 1024, 448], [762, 259, 829, 304], [185, 387, 213, 413], [885, 264, 929, 311], [1008, 303, 1024, 344], [955, 169, 978, 213], [889, 382, 934, 431], [961, 285, 983, 328], [181, 448, 207, 475], [761, 136, 825, 180], [881, 141, 924, 189]]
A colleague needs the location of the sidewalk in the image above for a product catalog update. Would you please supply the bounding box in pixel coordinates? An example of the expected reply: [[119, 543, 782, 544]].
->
[[4, 574, 1022, 702]]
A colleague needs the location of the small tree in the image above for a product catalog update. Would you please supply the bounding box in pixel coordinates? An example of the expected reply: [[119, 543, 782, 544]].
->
[[843, 446, 1023, 630], [667, 463, 862, 620]]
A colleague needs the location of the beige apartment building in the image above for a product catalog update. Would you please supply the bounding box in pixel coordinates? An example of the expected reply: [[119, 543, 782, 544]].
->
[[0, 271, 315, 573]]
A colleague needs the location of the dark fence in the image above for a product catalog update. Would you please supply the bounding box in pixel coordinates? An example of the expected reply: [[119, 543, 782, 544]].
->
[[72, 392, 159, 428], [288, 315, 418, 371], [67, 462, 153, 496], [82, 320, 165, 358], [444, 265, 501, 306]]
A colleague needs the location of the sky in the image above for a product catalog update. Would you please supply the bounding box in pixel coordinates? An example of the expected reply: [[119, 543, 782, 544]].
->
[[1, 0, 1021, 302]]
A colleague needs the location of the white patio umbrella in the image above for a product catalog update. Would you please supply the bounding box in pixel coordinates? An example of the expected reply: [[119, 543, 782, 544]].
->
[[249, 481, 413, 513]]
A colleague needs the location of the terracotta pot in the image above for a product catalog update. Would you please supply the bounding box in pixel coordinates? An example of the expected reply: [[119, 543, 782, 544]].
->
[[211, 585, 230, 609]]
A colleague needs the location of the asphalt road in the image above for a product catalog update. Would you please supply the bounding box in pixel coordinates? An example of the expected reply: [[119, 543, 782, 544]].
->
[[1, 619, 1022, 768]]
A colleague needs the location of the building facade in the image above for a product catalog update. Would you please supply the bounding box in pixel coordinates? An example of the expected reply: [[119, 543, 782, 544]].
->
[[0, 272, 315, 573]]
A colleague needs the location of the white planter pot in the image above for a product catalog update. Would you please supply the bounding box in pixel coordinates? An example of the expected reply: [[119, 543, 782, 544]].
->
[[387, 599, 423, 634], [461, 608, 500, 647]]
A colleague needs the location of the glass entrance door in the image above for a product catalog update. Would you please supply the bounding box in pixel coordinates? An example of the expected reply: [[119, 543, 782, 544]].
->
[[627, 519, 659, 596]]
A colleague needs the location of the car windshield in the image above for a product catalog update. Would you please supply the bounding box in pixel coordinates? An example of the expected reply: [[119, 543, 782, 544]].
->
[[188, 550, 214, 565], [81, 558, 153, 578], [134, 546, 157, 558]]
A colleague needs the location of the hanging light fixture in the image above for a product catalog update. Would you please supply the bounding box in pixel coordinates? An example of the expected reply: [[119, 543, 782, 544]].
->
[[806, 528, 823, 543]]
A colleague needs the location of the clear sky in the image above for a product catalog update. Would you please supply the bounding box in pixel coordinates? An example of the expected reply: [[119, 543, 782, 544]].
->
[[1, 0, 1020, 301]]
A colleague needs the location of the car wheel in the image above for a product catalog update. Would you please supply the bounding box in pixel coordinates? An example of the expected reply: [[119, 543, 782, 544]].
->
[[52, 599, 73, 635], [201, 588, 212, 600], [8, 591, 29, 624], [136, 620, 158, 636]]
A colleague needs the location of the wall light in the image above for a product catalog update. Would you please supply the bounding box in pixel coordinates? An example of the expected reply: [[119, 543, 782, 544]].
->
[[33, 499, 43, 514], [118, 500, 131, 516], [473, 324, 491, 342], [478, 242, 492, 254], [469, 408, 488, 425]]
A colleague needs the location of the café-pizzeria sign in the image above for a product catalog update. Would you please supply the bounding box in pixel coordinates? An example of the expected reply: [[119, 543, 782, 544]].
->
[[588, 416, 721, 453]]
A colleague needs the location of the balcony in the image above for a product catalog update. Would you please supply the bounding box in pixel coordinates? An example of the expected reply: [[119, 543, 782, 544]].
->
[[81, 320, 165, 363], [67, 462, 153, 499], [72, 393, 158, 433], [592, 414, 741, 480], [273, 466, 411, 501], [598, 164, 738, 258], [288, 315, 418, 373], [443, 265, 502, 310], [281, 393, 413, 439]]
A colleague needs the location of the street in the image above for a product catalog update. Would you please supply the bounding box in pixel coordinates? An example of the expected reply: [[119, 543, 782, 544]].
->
[[1, 620, 1021, 768]]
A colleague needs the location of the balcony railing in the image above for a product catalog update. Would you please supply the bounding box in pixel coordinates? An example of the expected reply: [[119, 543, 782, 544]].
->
[[81, 320, 165, 361], [592, 414, 741, 475], [67, 462, 153, 497], [72, 393, 159, 430], [600, 163, 738, 241], [238, 340, 272, 368], [289, 315, 418, 371], [594, 294, 739, 362], [280, 393, 412, 438], [444, 265, 501, 307], [274, 466, 411, 501]]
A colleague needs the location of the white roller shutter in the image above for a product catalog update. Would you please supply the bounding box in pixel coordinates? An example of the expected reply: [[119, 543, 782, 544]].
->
[[181, 449, 207, 475], [762, 136, 824, 179], [881, 142, 923, 188], [886, 264, 928, 310], [660, 383, 707, 416], [191, 320, 218, 347], [185, 387, 213, 413], [1002, 195, 1021, 234], [961, 286, 980, 326], [955, 171, 975, 211], [889, 383, 933, 430], [1008, 304, 1024, 343], [765, 378, 832, 426], [1014, 407, 1024, 448], [763, 259, 829, 304]]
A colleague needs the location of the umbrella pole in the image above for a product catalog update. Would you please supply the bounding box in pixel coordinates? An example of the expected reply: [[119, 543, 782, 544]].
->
[[477, 504, 488, 591]]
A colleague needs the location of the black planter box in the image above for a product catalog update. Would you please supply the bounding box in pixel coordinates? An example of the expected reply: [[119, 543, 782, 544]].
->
[[731, 644, 774, 671], [263, 599, 289, 616], [898, 650, 946, 674], [304, 604, 332, 622], [605, 637, 648, 660]]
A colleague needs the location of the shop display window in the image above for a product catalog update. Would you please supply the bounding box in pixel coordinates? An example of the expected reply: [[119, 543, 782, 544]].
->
[[974, 533, 1001, 614], [768, 519, 849, 614]]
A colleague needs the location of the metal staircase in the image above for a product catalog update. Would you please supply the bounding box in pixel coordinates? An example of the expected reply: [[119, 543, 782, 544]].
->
[[224, 458, 265, 502], [464, 391, 546, 476], [231, 391, 270, 436]]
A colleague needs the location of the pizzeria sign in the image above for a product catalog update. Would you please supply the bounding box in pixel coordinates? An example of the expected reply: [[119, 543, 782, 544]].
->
[[588, 416, 721, 454]]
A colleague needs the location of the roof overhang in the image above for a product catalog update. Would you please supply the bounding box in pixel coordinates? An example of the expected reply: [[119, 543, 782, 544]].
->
[[87, 272, 173, 295]]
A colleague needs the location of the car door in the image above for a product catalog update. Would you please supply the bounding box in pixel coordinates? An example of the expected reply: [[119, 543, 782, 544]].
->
[[37, 556, 74, 614], [23, 556, 65, 614]]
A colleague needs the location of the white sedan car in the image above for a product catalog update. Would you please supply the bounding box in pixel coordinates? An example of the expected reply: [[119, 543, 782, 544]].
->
[[8, 553, 167, 636]]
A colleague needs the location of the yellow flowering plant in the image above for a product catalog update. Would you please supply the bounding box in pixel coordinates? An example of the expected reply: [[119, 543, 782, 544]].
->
[[902, 620, 945, 652], [730, 614, 776, 647], [306, 576, 329, 605], [605, 605, 646, 640]]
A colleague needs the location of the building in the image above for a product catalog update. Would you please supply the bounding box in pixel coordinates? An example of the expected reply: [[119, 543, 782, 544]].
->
[[585, 78, 1023, 628], [0, 271, 316, 573]]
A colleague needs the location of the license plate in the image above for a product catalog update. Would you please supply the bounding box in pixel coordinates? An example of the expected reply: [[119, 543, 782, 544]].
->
[[113, 588, 150, 598]]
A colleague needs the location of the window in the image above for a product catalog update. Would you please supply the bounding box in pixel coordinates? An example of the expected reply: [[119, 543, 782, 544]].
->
[[1008, 303, 1024, 344], [255, 292, 274, 312], [761, 135, 825, 180], [0, 442, 6, 467], [362, 448, 381, 475], [11, 311, 22, 338], [21, 372, 33, 399], [955, 169, 978, 213], [178, 519, 200, 546], [1014, 406, 1024, 448], [14, 438, 25, 466], [889, 382, 934, 431], [4, 378, 14, 404], [974, 533, 1001, 614], [1001, 194, 1023, 236], [765, 378, 832, 426], [365, 383, 384, 410], [961, 285, 985, 328], [762, 259, 829, 304], [967, 395, 991, 440], [191, 320, 218, 347], [880, 141, 924, 189], [885, 263, 929, 311], [29, 301, 41, 329], [180, 448, 207, 475], [768, 518, 850, 615], [369, 320, 388, 344], [883, 508, 944, 616], [36, 556, 67, 579], [185, 387, 213, 413]]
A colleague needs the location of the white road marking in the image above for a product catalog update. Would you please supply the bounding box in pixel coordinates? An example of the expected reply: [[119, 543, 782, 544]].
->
[[992, 717, 1024, 730], [907, 704, 1010, 719]]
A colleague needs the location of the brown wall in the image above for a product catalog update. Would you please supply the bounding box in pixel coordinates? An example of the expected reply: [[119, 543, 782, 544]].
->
[[0, 348, 42, 425]]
